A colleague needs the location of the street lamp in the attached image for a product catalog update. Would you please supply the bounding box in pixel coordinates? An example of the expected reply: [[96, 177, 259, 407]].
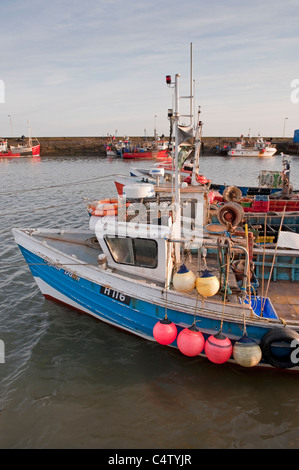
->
[[283, 117, 288, 138], [8, 115, 13, 137]]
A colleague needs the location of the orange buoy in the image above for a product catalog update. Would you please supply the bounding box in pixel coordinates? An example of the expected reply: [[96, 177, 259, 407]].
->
[[177, 325, 205, 357], [205, 332, 233, 364], [153, 316, 177, 345]]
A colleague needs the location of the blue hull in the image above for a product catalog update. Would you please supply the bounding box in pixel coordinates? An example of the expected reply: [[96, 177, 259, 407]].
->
[[18, 244, 298, 371]]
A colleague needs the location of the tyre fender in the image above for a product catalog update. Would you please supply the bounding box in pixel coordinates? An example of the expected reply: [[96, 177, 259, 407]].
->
[[260, 328, 299, 369]]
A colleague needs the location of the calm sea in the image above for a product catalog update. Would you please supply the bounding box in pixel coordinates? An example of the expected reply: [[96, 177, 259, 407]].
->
[[0, 153, 299, 450]]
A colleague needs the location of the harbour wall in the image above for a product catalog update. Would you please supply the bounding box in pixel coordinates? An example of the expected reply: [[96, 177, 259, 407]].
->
[[7, 136, 294, 156]]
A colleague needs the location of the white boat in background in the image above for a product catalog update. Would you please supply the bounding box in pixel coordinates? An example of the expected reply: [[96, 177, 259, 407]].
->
[[228, 136, 276, 157]]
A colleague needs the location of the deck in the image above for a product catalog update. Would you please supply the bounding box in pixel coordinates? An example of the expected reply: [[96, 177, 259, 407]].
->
[[34, 229, 299, 324]]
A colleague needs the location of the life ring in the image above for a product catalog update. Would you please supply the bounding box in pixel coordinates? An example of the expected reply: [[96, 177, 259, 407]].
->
[[196, 174, 209, 184], [260, 328, 299, 369], [88, 198, 119, 217]]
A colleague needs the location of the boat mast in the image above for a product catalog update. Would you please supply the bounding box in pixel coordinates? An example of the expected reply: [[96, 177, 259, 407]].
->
[[173, 73, 181, 264], [191, 107, 202, 186], [190, 42, 193, 128], [27, 120, 32, 147], [174, 74, 180, 206]]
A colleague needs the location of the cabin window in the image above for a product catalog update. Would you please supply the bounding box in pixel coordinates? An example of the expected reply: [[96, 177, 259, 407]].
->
[[105, 236, 158, 268]]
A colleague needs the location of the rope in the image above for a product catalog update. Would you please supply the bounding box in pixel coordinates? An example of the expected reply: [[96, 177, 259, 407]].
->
[[0, 201, 70, 216], [0, 174, 116, 196], [264, 206, 286, 301], [163, 240, 171, 320], [218, 242, 232, 300], [219, 248, 230, 332], [261, 214, 267, 317]]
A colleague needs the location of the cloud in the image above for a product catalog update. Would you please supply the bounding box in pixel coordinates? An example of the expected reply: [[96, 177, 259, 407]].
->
[[0, 0, 298, 137]]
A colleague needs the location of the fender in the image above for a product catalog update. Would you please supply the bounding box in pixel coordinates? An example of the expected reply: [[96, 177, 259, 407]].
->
[[260, 328, 299, 369]]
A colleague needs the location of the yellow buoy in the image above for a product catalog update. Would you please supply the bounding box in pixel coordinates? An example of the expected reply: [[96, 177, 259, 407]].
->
[[196, 269, 220, 297], [173, 264, 196, 293]]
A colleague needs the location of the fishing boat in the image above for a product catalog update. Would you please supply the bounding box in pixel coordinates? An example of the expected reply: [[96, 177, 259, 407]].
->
[[122, 146, 154, 159], [13, 73, 299, 372], [127, 151, 293, 206], [10, 139, 40, 157], [151, 138, 171, 160], [227, 136, 276, 157], [0, 139, 14, 157], [105, 142, 118, 157], [114, 174, 156, 196], [10, 121, 40, 157], [0, 136, 40, 158], [121, 137, 171, 160], [104, 135, 125, 157]]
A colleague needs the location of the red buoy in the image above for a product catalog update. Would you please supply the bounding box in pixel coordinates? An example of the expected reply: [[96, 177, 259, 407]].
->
[[177, 325, 205, 357], [153, 317, 177, 345], [205, 332, 232, 364]]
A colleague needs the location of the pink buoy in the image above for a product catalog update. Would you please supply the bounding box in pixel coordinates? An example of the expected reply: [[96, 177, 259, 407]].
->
[[205, 332, 233, 364], [153, 316, 177, 345], [177, 325, 205, 357]]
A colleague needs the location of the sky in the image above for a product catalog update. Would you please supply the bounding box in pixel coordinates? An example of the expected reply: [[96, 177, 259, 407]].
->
[[0, 0, 299, 138]]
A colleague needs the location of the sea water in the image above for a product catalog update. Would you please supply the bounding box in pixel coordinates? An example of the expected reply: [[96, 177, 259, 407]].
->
[[0, 153, 299, 449]]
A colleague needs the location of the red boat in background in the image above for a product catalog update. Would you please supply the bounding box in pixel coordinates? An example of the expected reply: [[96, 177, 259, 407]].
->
[[1, 119, 41, 158], [0, 136, 40, 158], [121, 138, 171, 161], [10, 136, 40, 157]]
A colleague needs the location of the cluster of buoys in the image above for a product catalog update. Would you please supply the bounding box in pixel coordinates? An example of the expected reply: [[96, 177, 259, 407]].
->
[[153, 318, 264, 367], [153, 262, 265, 367], [172, 264, 220, 298], [153, 264, 299, 369], [153, 316, 264, 367]]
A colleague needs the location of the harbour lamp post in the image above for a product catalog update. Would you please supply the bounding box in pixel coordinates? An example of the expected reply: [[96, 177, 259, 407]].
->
[[283, 117, 288, 138], [8, 115, 13, 137]]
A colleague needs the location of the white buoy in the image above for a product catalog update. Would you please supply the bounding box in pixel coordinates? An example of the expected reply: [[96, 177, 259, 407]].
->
[[173, 264, 196, 293], [233, 334, 262, 367]]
